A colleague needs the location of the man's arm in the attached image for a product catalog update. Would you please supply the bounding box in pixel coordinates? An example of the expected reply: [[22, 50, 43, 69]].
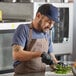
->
[[12, 44, 42, 61], [49, 53, 58, 64]]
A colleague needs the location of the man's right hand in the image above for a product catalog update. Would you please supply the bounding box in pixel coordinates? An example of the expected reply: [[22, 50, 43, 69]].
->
[[41, 52, 53, 65]]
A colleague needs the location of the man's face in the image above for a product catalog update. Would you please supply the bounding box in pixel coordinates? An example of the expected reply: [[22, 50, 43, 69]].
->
[[37, 15, 55, 32]]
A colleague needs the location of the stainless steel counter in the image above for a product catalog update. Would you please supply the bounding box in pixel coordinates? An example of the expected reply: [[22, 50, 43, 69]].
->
[[0, 71, 73, 76], [0, 66, 73, 76]]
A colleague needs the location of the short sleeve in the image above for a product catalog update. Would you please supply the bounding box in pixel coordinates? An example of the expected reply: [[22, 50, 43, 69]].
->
[[12, 24, 27, 47]]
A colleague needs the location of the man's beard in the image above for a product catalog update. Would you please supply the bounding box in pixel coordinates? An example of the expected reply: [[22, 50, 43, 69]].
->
[[37, 20, 43, 32], [37, 19, 47, 33], [37, 20, 50, 33]]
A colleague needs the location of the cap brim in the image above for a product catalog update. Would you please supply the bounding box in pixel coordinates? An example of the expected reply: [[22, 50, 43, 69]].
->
[[47, 15, 60, 23]]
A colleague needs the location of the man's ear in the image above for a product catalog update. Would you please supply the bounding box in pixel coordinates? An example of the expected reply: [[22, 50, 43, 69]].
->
[[36, 12, 42, 19]]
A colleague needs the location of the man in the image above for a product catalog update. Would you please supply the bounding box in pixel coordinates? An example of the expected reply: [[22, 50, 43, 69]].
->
[[12, 4, 59, 75]]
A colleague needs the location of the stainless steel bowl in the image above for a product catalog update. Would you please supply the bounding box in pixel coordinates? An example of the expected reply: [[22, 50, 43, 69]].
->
[[72, 66, 76, 76]]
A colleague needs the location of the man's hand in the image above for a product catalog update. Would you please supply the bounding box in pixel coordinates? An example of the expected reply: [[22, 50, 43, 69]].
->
[[57, 61, 65, 67], [41, 52, 53, 65]]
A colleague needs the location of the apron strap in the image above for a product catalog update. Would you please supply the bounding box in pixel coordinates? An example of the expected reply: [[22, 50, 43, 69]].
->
[[27, 23, 36, 50]]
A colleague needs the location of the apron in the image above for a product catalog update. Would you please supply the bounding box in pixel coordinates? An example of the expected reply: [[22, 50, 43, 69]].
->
[[14, 24, 49, 74]]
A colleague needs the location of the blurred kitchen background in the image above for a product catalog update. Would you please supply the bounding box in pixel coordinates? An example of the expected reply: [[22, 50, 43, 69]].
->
[[0, 0, 76, 75]]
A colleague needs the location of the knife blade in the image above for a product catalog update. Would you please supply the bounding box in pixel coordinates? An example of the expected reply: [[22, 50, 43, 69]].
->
[[60, 61, 75, 65]]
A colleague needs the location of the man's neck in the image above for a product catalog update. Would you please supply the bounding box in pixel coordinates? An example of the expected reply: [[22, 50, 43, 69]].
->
[[32, 21, 38, 31]]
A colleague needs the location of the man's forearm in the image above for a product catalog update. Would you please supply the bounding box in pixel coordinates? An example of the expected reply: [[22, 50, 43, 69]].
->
[[12, 45, 42, 61], [50, 53, 58, 64]]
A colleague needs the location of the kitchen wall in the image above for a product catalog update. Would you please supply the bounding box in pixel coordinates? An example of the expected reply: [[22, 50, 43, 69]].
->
[[0, 3, 33, 21]]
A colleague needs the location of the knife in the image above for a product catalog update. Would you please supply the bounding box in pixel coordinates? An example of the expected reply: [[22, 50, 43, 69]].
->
[[59, 61, 75, 65]]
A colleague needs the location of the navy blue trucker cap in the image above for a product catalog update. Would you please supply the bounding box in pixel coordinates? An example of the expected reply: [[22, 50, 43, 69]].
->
[[37, 4, 59, 23]]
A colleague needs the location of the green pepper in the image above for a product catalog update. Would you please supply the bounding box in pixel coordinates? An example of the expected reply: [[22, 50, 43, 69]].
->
[[55, 64, 71, 74]]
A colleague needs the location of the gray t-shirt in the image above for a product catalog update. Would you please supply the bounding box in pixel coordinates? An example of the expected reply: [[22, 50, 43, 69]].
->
[[12, 24, 53, 53]]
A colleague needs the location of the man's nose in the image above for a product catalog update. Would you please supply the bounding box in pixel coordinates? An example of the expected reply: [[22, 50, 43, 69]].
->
[[50, 24, 54, 28], [45, 23, 50, 27]]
